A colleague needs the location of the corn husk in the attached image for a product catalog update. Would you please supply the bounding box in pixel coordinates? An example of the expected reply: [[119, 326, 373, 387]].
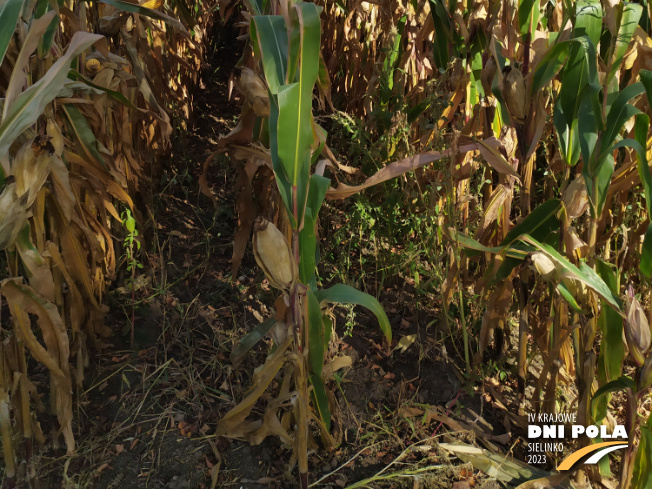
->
[[252, 217, 296, 291], [624, 284, 651, 367], [236, 67, 270, 117], [563, 176, 589, 219], [501, 65, 528, 123]]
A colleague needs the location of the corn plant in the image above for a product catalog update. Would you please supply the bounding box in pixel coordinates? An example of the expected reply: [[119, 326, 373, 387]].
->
[[214, 2, 390, 487]]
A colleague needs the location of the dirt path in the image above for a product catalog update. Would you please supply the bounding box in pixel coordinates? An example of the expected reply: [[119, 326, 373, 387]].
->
[[37, 18, 520, 489]]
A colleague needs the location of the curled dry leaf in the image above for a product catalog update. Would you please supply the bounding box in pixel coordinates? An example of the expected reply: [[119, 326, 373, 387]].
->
[[326, 141, 481, 200], [0, 183, 28, 250], [12, 137, 54, 207], [1, 279, 74, 453]]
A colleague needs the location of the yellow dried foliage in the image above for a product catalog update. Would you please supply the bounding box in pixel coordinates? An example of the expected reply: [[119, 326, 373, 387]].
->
[[0, 0, 216, 476]]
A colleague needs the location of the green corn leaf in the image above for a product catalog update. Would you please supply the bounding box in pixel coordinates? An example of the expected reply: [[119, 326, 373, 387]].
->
[[381, 14, 406, 99], [610, 129, 652, 276], [519, 236, 622, 312], [307, 289, 324, 377], [605, 2, 642, 88], [594, 259, 624, 423], [445, 229, 530, 260], [518, 0, 541, 36], [229, 317, 276, 368], [576, 83, 600, 164], [275, 2, 320, 225], [591, 376, 636, 409], [493, 200, 562, 281], [299, 208, 317, 287], [309, 373, 331, 432], [556, 35, 598, 167], [599, 82, 643, 158], [428, 0, 453, 69], [640, 69, 652, 111], [0, 0, 24, 68], [573, 0, 602, 46], [632, 426, 652, 489], [596, 259, 625, 381], [530, 39, 576, 94], [268, 94, 293, 221], [468, 49, 484, 102], [633, 114, 652, 215], [501, 200, 562, 246], [558, 282, 583, 312], [642, 226, 652, 279], [0, 31, 103, 159], [251, 15, 292, 216], [583, 152, 613, 217], [62, 104, 107, 169], [553, 104, 580, 166], [636, 73, 652, 277], [307, 173, 330, 217], [315, 284, 391, 343], [251, 16, 288, 94], [559, 36, 598, 128], [68, 70, 141, 110]]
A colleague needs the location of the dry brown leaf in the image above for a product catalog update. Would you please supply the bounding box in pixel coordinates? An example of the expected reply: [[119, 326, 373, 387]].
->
[[326, 142, 481, 200]]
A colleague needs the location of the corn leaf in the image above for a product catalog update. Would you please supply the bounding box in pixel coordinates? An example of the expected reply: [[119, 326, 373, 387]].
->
[[3, 10, 58, 117], [605, 2, 642, 89], [0, 0, 24, 67], [315, 284, 391, 343], [15, 225, 55, 303], [632, 425, 652, 489], [530, 40, 573, 94], [591, 376, 636, 408], [599, 83, 643, 158], [62, 104, 107, 168], [0, 32, 103, 159], [518, 235, 622, 313], [274, 2, 320, 225], [309, 374, 330, 432], [230, 317, 276, 368], [594, 259, 624, 423], [251, 16, 288, 95], [518, 0, 540, 36], [299, 208, 317, 286], [428, 0, 453, 69], [573, 0, 602, 46]]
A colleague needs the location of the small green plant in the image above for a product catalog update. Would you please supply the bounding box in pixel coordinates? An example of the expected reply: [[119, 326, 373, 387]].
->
[[121, 209, 142, 345]]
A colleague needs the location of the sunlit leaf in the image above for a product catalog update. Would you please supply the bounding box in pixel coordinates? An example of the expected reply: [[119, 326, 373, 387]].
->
[[315, 284, 391, 342]]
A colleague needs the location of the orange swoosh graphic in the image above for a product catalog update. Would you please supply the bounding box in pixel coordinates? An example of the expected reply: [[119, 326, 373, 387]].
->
[[557, 441, 627, 471]]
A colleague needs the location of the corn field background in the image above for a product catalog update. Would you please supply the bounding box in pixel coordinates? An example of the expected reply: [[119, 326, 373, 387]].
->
[[2, 0, 652, 487]]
